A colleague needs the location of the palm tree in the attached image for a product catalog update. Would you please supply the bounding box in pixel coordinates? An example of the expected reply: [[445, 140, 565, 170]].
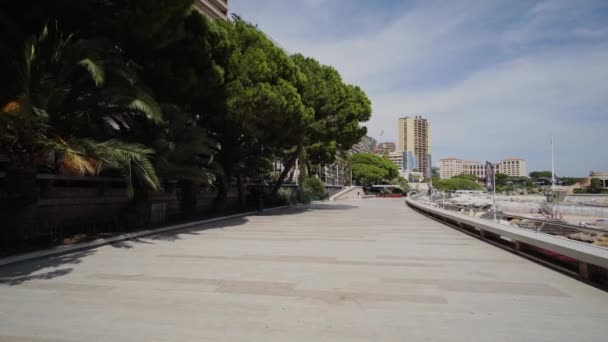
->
[[151, 105, 216, 212], [0, 23, 163, 241]]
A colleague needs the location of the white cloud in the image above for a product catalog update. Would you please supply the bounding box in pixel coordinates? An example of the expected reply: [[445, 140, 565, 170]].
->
[[231, 0, 608, 175], [369, 44, 608, 172]]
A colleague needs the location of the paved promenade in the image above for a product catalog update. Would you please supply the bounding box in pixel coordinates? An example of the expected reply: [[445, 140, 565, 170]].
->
[[1, 199, 607, 341]]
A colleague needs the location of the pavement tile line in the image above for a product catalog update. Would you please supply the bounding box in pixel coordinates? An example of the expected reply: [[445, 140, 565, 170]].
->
[[85, 272, 447, 304], [157, 254, 440, 267], [381, 278, 569, 297], [2, 199, 608, 341]]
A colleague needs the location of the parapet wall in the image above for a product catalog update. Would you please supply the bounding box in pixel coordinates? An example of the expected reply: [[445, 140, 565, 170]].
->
[[406, 197, 608, 284]]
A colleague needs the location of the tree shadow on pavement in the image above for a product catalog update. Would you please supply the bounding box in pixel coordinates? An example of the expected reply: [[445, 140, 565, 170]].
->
[[260, 203, 358, 216], [0, 203, 351, 285], [110, 237, 155, 248], [0, 217, 251, 285], [0, 249, 96, 285], [145, 216, 250, 242]]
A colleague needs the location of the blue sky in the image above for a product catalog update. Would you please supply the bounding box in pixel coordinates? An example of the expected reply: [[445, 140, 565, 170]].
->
[[230, 0, 608, 176]]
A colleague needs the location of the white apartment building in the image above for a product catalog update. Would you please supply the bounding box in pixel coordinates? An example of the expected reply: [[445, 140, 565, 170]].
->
[[387, 151, 404, 170], [463, 160, 486, 178], [496, 158, 527, 177], [445, 157, 527, 179], [440, 158, 463, 179]]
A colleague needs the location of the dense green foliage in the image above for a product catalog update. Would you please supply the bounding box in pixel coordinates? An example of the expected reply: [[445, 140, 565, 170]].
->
[[1, 24, 162, 195], [453, 174, 479, 182], [291, 55, 371, 176], [529, 171, 553, 179], [560, 177, 578, 186], [0, 2, 371, 210], [587, 178, 605, 194], [349, 153, 399, 185], [495, 173, 508, 187], [301, 177, 326, 197], [529, 170, 583, 188], [392, 176, 409, 191], [432, 176, 483, 191]]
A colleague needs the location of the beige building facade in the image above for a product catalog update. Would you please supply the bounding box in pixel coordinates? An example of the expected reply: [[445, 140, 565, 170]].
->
[[387, 152, 404, 170], [194, 0, 229, 19], [463, 160, 486, 178], [590, 171, 608, 189], [398, 116, 431, 178], [441, 157, 527, 179], [439, 158, 463, 179], [496, 158, 527, 177]]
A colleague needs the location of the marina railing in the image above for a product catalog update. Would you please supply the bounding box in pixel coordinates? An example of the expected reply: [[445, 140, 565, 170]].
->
[[406, 197, 608, 286]]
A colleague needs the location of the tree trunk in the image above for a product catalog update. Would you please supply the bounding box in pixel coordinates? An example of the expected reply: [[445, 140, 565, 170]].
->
[[213, 170, 231, 213], [1, 167, 39, 246], [271, 144, 303, 195], [307, 160, 315, 178], [237, 174, 246, 209]]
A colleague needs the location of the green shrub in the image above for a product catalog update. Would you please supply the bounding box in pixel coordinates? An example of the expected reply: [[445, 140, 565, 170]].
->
[[301, 177, 325, 197], [276, 187, 299, 205]]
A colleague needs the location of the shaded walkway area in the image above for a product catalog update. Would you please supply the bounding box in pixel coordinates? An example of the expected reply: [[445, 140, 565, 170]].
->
[[1, 199, 607, 341]]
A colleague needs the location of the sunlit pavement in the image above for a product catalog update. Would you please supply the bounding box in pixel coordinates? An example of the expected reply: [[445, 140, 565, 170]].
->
[[1, 199, 607, 341]]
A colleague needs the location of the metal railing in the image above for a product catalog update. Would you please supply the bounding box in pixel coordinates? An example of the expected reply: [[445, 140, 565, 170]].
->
[[406, 197, 608, 285], [415, 194, 607, 236]]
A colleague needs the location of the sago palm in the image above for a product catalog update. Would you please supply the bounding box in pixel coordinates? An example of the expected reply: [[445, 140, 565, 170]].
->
[[0, 23, 162, 196]]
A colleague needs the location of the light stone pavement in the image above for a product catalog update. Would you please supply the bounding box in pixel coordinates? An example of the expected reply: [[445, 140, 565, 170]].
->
[[1, 199, 607, 341]]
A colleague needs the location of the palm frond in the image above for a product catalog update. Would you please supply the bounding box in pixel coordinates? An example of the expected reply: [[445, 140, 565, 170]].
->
[[83, 139, 162, 195], [78, 58, 105, 87], [131, 152, 162, 192], [102, 116, 121, 130], [127, 89, 163, 123], [62, 152, 97, 175], [35, 137, 97, 175], [34, 138, 163, 196], [91, 139, 155, 163], [18, 37, 36, 94]]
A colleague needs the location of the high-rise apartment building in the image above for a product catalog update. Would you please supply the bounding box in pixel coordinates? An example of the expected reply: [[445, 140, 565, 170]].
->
[[403, 151, 418, 172], [398, 116, 431, 178], [425, 154, 433, 179], [194, 0, 229, 20], [440, 158, 463, 179]]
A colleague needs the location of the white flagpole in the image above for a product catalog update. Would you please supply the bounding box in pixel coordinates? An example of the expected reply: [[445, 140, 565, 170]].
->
[[551, 136, 556, 190], [493, 163, 497, 222], [551, 136, 557, 219]]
